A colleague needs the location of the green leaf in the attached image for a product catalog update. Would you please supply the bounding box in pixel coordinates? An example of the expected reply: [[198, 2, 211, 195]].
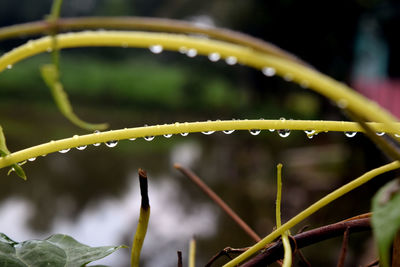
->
[[0, 126, 27, 180], [372, 179, 400, 267], [40, 64, 108, 131], [0, 233, 125, 267]]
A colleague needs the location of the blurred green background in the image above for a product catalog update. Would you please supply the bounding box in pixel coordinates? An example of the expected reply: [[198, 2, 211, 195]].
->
[[1, 0, 399, 266]]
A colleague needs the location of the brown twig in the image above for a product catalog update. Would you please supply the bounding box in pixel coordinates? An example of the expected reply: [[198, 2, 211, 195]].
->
[[240, 217, 371, 267], [138, 168, 149, 210], [174, 163, 261, 243], [336, 227, 350, 267], [392, 231, 400, 267], [205, 247, 248, 267], [177, 251, 183, 267], [0, 17, 308, 67]]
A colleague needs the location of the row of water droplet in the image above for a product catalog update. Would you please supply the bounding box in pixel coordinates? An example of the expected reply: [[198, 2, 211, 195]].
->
[[145, 44, 311, 86], [20, 129, 399, 164]]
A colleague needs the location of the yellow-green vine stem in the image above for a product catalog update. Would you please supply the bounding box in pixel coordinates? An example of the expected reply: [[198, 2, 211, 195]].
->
[[0, 17, 305, 65], [276, 163, 292, 267], [223, 160, 400, 266], [1, 120, 399, 169], [0, 31, 398, 135], [189, 237, 196, 267]]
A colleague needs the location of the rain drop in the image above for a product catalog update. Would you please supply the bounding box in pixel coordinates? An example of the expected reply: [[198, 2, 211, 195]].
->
[[223, 130, 235, 134], [278, 129, 291, 138], [305, 130, 316, 135], [249, 129, 261, 136], [344, 131, 357, 137], [337, 99, 348, 109], [283, 73, 293, 81], [225, 56, 237, 65], [181, 132, 189, 136], [163, 134, 173, 138], [376, 132, 385, 136], [59, 148, 70, 153], [269, 129, 275, 132], [149, 45, 163, 54], [129, 138, 136, 141], [6, 64, 13, 69], [76, 145, 87, 151], [300, 80, 309, 88], [93, 143, 101, 147], [395, 134, 400, 138], [144, 136, 155, 141], [179, 47, 187, 54], [202, 131, 215, 135], [186, 48, 197, 57], [28, 157, 36, 162], [208, 52, 220, 62], [262, 67, 276, 77], [105, 140, 118, 147]]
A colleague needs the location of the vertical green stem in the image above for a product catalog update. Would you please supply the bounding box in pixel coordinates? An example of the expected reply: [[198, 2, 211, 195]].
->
[[276, 163, 292, 267], [131, 169, 150, 267], [189, 237, 196, 267]]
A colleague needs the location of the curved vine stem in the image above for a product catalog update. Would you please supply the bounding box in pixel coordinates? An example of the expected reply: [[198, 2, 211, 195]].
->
[[0, 31, 398, 136], [0, 119, 400, 169], [223, 160, 400, 267], [0, 17, 306, 66]]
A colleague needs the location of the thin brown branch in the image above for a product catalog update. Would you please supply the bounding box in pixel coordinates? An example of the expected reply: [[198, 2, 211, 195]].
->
[[177, 251, 183, 267], [392, 231, 400, 267], [336, 227, 350, 267], [0, 17, 308, 66], [240, 217, 371, 267], [174, 163, 261, 243], [206, 247, 248, 267]]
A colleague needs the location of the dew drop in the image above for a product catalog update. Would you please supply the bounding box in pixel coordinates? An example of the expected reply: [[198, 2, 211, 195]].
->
[[278, 129, 291, 138], [93, 143, 101, 147], [105, 140, 118, 147], [269, 129, 275, 132], [28, 157, 36, 162], [337, 99, 348, 109], [208, 52, 220, 62], [46, 47, 53, 52], [129, 138, 136, 141], [225, 56, 237, 65], [262, 67, 276, 77], [305, 130, 316, 135], [344, 131, 357, 137], [395, 134, 400, 138], [202, 131, 215, 135], [376, 132, 385, 136], [163, 134, 173, 138], [181, 132, 189, 136], [59, 148, 70, 153], [283, 73, 293, 81], [149, 44, 163, 54], [6, 64, 13, 69], [223, 130, 235, 134], [76, 145, 87, 151], [186, 48, 197, 57], [300, 80, 309, 88], [73, 135, 79, 139], [144, 136, 155, 141], [249, 129, 261, 136], [307, 134, 314, 139], [179, 47, 187, 54]]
